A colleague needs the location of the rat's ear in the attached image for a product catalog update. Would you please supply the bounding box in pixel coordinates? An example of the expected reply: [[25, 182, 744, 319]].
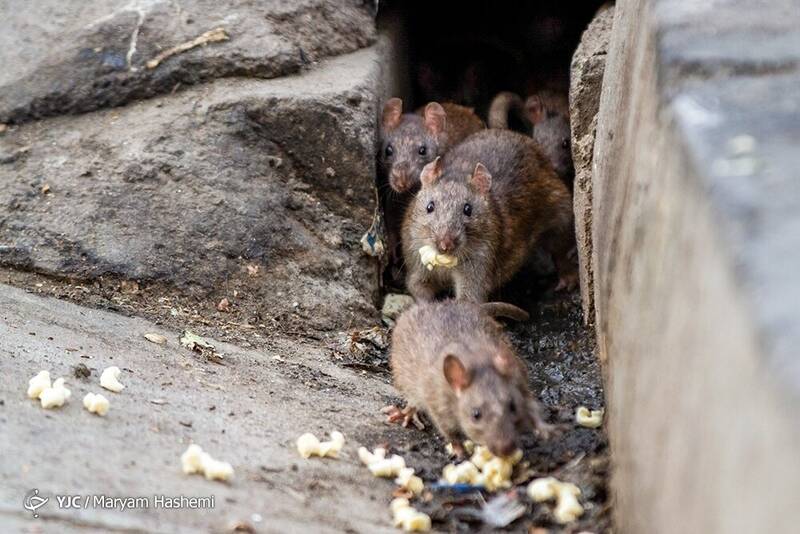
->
[[423, 102, 446, 136], [470, 163, 492, 195], [382, 98, 403, 131], [420, 157, 443, 188], [492, 349, 516, 377], [443, 354, 472, 394], [525, 95, 546, 125]]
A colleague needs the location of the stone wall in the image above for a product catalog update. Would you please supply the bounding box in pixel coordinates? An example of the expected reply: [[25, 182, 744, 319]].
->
[[0, 0, 386, 331], [585, 0, 800, 531]]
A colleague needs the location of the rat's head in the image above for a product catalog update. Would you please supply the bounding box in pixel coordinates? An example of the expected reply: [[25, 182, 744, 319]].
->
[[379, 98, 447, 194], [442, 344, 528, 457], [411, 159, 492, 256], [526, 95, 573, 180]]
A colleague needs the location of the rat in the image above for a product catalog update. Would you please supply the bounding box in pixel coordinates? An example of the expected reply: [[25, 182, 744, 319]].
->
[[488, 90, 573, 183], [402, 128, 577, 303], [379, 98, 485, 273], [386, 299, 552, 458], [379, 98, 485, 195]]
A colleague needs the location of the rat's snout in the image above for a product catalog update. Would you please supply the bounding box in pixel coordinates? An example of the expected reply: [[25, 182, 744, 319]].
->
[[491, 438, 517, 458], [389, 163, 412, 192], [435, 233, 459, 254]]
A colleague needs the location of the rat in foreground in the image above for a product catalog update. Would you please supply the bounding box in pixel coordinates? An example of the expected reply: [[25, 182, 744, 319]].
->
[[387, 300, 551, 458], [488, 90, 573, 183], [402, 128, 576, 303]]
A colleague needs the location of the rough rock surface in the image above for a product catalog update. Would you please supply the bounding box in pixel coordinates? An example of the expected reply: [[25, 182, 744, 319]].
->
[[591, 0, 800, 533], [0, 47, 385, 330], [569, 3, 614, 325], [0, 0, 376, 124]]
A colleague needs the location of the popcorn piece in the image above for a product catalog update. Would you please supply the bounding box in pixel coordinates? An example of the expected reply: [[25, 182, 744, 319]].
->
[[202, 457, 235, 481], [526, 477, 583, 524], [418, 245, 458, 271], [390, 497, 431, 532], [296, 433, 321, 459], [181, 444, 206, 474], [395, 467, 424, 496], [390, 497, 411, 516], [83, 392, 110, 416], [100, 366, 125, 393], [39, 377, 71, 409], [553, 484, 584, 524], [469, 445, 494, 470], [527, 477, 557, 502], [181, 444, 234, 481], [442, 461, 480, 484], [27, 370, 52, 399], [481, 457, 514, 491], [575, 406, 604, 428], [400, 511, 431, 532], [442, 445, 523, 489], [368, 454, 406, 478], [296, 431, 345, 459], [358, 446, 387, 466]]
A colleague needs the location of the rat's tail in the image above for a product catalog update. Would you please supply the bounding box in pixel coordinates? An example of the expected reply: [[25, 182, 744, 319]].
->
[[488, 91, 530, 132], [481, 302, 530, 322]]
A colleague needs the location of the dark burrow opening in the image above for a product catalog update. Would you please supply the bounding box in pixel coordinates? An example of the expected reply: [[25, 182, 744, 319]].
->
[[362, 1, 613, 531]]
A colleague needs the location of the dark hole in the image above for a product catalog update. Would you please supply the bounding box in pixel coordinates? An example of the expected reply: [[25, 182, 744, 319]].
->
[[377, 0, 604, 294]]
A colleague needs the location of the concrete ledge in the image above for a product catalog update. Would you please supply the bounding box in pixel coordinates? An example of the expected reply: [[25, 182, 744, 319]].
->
[[591, 0, 800, 532]]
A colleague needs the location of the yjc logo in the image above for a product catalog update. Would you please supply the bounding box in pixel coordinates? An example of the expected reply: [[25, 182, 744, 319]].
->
[[23, 489, 49, 518]]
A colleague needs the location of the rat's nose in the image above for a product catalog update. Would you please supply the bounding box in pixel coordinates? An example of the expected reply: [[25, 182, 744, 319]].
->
[[435, 234, 457, 254], [493, 439, 517, 458], [390, 165, 410, 191]]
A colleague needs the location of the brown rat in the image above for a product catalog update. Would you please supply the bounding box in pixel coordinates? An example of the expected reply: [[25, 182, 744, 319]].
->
[[402, 128, 577, 303], [488, 91, 573, 183], [387, 300, 551, 458], [379, 98, 485, 273], [379, 98, 485, 195]]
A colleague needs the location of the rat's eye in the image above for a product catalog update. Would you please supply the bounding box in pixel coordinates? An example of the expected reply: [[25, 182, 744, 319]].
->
[[463, 203, 472, 216], [418, 145, 427, 156], [385, 144, 394, 157], [561, 138, 569, 149], [426, 201, 435, 214], [508, 400, 516, 414], [471, 408, 482, 421]]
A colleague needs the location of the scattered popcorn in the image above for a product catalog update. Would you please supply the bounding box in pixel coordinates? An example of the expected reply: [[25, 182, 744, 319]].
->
[[575, 406, 604, 428], [358, 446, 387, 466], [391, 497, 431, 532], [27, 370, 51, 399], [395, 467, 424, 496], [527, 477, 558, 502], [553, 484, 584, 524], [368, 455, 406, 478], [203, 457, 235, 481], [418, 245, 458, 271], [296, 431, 345, 459], [181, 444, 234, 481], [527, 477, 583, 524], [441, 445, 523, 491], [442, 461, 480, 484], [83, 392, 110, 416], [481, 457, 514, 491], [39, 378, 71, 409], [469, 445, 494, 469], [100, 366, 125, 393]]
